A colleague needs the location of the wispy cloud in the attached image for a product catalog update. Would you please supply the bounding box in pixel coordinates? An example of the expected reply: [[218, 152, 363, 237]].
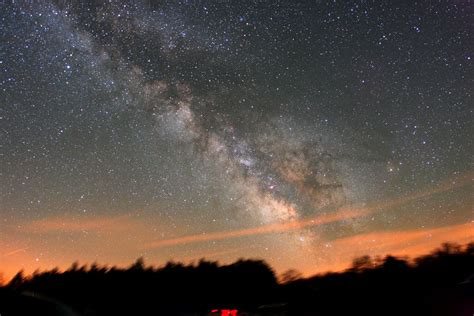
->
[[331, 222, 474, 255], [143, 172, 472, 250], [3, 247, 29, 258], [142, 209, 364, 250], [364, 171, 473, 212], [20, 215, 136, 233], [301, 221, 474, 276]]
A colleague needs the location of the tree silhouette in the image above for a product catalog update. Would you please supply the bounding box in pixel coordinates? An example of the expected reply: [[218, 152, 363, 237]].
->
[[350, 254, 374, 272], [0, 242, 473, 316], [7, 270, 24, 290], [279, 269, 303, 284]]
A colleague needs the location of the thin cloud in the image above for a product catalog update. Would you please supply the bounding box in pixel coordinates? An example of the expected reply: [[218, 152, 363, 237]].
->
[[20, 215, 135, 233], [331, 222, 474, 255], [3, 247, 29, 257], [143, 172, 472, 250], [302, 221, 474, 276], [143, 209, 370, 250]]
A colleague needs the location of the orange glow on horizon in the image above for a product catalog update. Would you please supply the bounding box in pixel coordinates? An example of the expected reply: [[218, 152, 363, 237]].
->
[[1, 172, 472, 283]]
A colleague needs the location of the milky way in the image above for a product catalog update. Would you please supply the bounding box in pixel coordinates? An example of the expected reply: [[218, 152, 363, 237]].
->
[[1, 1, 472, 280]]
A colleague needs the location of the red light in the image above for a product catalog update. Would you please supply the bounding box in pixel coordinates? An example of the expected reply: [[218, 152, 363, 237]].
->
[[210, 309, 238, 316]]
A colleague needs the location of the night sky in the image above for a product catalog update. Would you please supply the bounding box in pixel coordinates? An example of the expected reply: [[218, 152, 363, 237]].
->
[[1, 1, 473, 281]]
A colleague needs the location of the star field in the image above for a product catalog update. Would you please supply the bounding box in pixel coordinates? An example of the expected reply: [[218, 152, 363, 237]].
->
[[1, 1, 472, 280]]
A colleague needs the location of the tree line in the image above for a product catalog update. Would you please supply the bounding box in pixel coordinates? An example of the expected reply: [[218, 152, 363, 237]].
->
[[0, 242, 473, 315]]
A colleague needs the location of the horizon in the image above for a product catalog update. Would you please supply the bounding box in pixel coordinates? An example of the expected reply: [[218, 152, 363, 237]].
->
[[3, 241, 473, 284]]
